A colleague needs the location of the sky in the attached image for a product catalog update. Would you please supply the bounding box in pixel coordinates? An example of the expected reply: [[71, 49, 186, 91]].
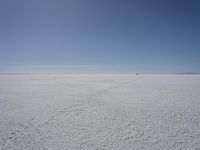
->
[[0, 0, 200, 73]]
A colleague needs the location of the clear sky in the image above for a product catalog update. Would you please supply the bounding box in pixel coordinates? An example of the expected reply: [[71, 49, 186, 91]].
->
[[0, 0, 200, 73]]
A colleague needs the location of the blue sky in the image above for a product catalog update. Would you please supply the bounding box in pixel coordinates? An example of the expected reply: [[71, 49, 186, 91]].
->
[[0, 0, 200, 73]]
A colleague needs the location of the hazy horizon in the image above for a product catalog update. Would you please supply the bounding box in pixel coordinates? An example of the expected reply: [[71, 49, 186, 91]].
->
[[0, 65, 200, 74]]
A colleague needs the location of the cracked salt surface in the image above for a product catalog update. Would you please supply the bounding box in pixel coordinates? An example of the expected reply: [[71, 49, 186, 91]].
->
[[0, 74, 200, 150]]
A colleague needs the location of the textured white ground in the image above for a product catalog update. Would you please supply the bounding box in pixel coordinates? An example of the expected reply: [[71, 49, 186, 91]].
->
[[0, 74, 200, 150]]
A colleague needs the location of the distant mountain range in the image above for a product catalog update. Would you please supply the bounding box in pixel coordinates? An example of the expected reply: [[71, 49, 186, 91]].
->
[[176, 72, 200, 74], [0, 72, 200, 75]]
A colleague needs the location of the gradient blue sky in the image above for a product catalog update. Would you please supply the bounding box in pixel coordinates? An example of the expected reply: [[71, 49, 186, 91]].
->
[[0, 0, 200, 73]]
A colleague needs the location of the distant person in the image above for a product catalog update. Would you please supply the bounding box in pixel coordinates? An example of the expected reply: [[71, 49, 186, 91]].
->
[[136, 73, 139, 75]]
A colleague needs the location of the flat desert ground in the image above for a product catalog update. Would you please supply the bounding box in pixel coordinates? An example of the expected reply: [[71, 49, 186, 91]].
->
[[0, 74, 200, 150]]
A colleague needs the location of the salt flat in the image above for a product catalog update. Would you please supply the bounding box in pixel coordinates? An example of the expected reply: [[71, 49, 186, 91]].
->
[[0, 74, 200, 150]]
